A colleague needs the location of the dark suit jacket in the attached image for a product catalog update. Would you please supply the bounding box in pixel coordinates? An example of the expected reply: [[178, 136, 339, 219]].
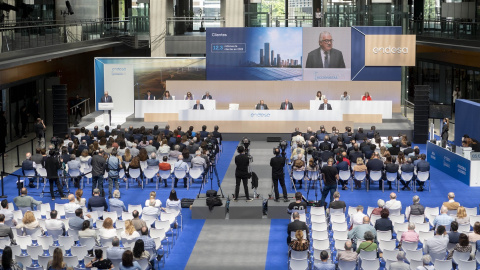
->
[[145, 94, 155, 100], [305, 48, 346, 68], [319, 103, 332, 110], [87, 196, 108, 211], [388, 146, 400, 156], [235, 154, 250, 178], [374, 218, 393, 231], [101, 95, 112, 103], [280, 102, 294, 110], [366, 158, 384, 173], [287, 220, 309, 244], [255, 104, 269, 110], [202, 95, 213, 100], [193, 104, 204, 110], [270, 156, 286, 176]]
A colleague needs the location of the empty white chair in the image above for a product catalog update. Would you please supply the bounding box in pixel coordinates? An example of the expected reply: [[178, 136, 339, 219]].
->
[[418, 231, 434, 244], [54, 204, 66, 217], [409, 258, 424, 269], [37, 235, 54, 251], [103, 211, 118, 222], [312, 230, 328, 240], [310, 214, 326, 224], [288, 258, 308, 270], [333, 230, 348, 240], [470, 215, 480, 228], [359, 258, 379, 270], [378, 239, 396, 252], [465, 207, 477, 217], [311, 207, 325, 216], [10, 245, 21, 257], [17, 235, 33, 250], [330, 213, 346, 223], [434, 259, 453, 270], [15, 255, 32, 269], [414, 222, 430, 233], [79, 237, 96, 251], [312, 222, 328, 231], [405, 249, 423, 262], [401, 241, 419, 252], [409, 214, 425, 224], [456, 259, 475, 270], [67, 228, 79, 242], [458, 223, 471, 233], [26, 245, 43, 260], [452, 250, 471, 264], [100, 237, 114, 248], [71, 245, 88, 259], [312, 239, 330, 251], [331, 221, 347, 231], [58, 236, 75, 250], [122, 211, 134, 220], [63, 255, 79, 268]]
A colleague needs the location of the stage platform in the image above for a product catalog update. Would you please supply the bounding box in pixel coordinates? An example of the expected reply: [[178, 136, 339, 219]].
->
[[266, 193, 296, 219], [191, 197, 227, 219], [75, 111, 412, 141]]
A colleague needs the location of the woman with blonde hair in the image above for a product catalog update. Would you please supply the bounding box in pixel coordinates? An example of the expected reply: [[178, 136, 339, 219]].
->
[[17, 211, 43, 234], [123, 148, 133, 163], [121, 220, 140, 240], [75, 189, 86, 207], [456, 206, 470, 225], [289, 230, 309, 251], [353, 157, 367, 189], [145, 191, 162, 208], [79, 149, 91, 163], [99, 218, 117, 239]]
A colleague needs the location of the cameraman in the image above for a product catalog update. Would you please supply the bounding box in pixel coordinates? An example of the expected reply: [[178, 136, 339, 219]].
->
[[43, 149, 66, 200], [270, 148, 289, 202], [234, 146, 252, 201]]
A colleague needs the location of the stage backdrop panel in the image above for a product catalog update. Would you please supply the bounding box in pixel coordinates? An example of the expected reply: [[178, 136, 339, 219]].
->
[[455, 99, 480, 146], [103, 64, 134, 114], [166, 80, 401, 112]]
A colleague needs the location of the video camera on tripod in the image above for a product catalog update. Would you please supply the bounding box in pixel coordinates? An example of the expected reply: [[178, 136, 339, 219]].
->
[[277, 140, 288, 158], [241, 137, 253, 161]]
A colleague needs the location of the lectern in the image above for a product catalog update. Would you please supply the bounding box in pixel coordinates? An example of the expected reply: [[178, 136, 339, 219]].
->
[[98, 102, 114, 126]]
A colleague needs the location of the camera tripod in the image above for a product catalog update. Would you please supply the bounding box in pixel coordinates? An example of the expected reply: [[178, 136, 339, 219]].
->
[[197, 156, 224, 198]]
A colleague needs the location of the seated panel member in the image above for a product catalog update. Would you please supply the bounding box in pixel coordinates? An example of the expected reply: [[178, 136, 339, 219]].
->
[[202, 91, 212, 100], [280, 99, 294, 110], [340, 91, 350, 101], [255, 100, 269, 110], [163, 90, 173, 100], [185, 92, 193, 100], [318, 98, 332, 110], [315, 91, 326, 102], [145, 90, 155, 100], [193, 100, 204, 110], [361, 92, 372, 101]]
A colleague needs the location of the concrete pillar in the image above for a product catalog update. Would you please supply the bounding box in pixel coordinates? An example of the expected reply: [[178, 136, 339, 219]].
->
[[220, 0, 244, 27], [150, 0, 173, 57]]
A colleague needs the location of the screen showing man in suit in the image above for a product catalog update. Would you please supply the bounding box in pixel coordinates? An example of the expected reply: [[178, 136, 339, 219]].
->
[[305, 31, 345, 68]]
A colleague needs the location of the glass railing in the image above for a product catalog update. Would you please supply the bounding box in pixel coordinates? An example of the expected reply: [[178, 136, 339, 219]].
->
[[0, 17, 147, 53], [273, 13, 409, 27], [166, 17, 225, 36], [408, 19, 480, 40]]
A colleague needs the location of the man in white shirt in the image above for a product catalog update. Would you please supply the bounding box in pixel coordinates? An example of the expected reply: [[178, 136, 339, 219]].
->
[[45, 210, 66, 236], [385, 192, 402, 212], [350, 205, 367, 228], [64, 194, 81, 214], [142, 199, 160, 217], [0, 200, 17, 226]]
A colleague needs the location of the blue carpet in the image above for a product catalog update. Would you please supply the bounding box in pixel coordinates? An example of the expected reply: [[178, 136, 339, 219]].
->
[[265, 219, 291, 270]]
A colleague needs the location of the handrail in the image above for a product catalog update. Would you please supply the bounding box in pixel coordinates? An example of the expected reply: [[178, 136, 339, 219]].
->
[[0, 20, 130, 31], [70, 98, 91, 116]]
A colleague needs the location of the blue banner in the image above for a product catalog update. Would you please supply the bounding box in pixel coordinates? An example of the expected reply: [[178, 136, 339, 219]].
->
[[427, 142, 470, 185]]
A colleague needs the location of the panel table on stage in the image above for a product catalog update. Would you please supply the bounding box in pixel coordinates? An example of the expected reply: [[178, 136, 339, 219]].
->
[[135, 100, 216, 118], [309, 100, 393, 119], [178, 109, 343, 121]]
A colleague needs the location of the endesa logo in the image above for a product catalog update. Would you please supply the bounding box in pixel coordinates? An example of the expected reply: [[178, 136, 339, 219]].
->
[[250, 113, 271, 118], [372, 46, 409, 54], [111, 67, 127, 76]]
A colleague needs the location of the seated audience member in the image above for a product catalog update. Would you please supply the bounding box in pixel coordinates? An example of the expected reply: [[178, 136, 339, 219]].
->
[[121, 220, 140, 240], [163, 189, 181, 212], [370, 199, 384, 217], [21, 152, 36, 188], [107, 237, 125, 260], [313, 250, 335, 270], [131, 210, 146, 233], [146, 152, 159, 168], [375, 208, 393, 232], [64, 194, 81, 214], [289, 230, 309, 251], [69, 208, 93, 231], [352, 157, 367, 189], [423, 225, 448, 255], [350, 205, 366, 228], [99, 217, 117, 239], [75, 189, 87, 207], [400, 223, 419, 243], [356, 231, 377, 253], [433, 206, 454, 228], [48, 247, 73, 270], [13, 188, 42, 210], [385, 192, 401, 212], [173, 155, 189, 188], [158, 156, 171, 188], [119, 250, 142, 270], [78, 220, 98, 244], [1, 246, 23, 269], [337, 240, 357, 262], [443, 192, 460, 210], [0, 199, 17, 226], [86, 249, 113, 269], [405, 195, 425, 221], [416, 154, 430, 191], [384, 156, 398, 190], [348, 216, 376, 245], [417, 255, 435, 270], [88, 188, 108, 211], [16, 211, 43, 234], [109, 190, 127, 212], [328, 191, 346, 213], [133, 239, 150, 260], [455, 206, 470, 225], [447, 233, 471, 260], [143, 199, 160, 217], [366, 153, 384, 189], [137, 226, 156, 263], [45, 210, 65, 236], [287, 212, 309, 244], [287, 192, 307, 214], [468, 221, 480, 243], [448, 221, 460, 248], [144, 191, 162, 208], [0, 214, 15, 243], [389, 251, 409, 270]]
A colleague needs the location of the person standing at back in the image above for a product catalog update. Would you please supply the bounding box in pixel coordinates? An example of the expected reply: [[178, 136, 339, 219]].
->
[[270, 148, 289, 202], [234, 146, 252, 201]]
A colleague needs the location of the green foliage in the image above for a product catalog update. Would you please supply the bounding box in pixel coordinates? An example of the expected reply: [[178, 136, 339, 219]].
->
[[259, 0, 286, 16]]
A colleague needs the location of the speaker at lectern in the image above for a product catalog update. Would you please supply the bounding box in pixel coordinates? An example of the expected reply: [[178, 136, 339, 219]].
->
[[98, 102, 114, 126]]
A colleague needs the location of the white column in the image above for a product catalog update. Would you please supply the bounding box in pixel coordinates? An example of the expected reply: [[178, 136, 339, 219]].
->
[[150, 0, 173, 57], [220, 0, 244, 27]]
